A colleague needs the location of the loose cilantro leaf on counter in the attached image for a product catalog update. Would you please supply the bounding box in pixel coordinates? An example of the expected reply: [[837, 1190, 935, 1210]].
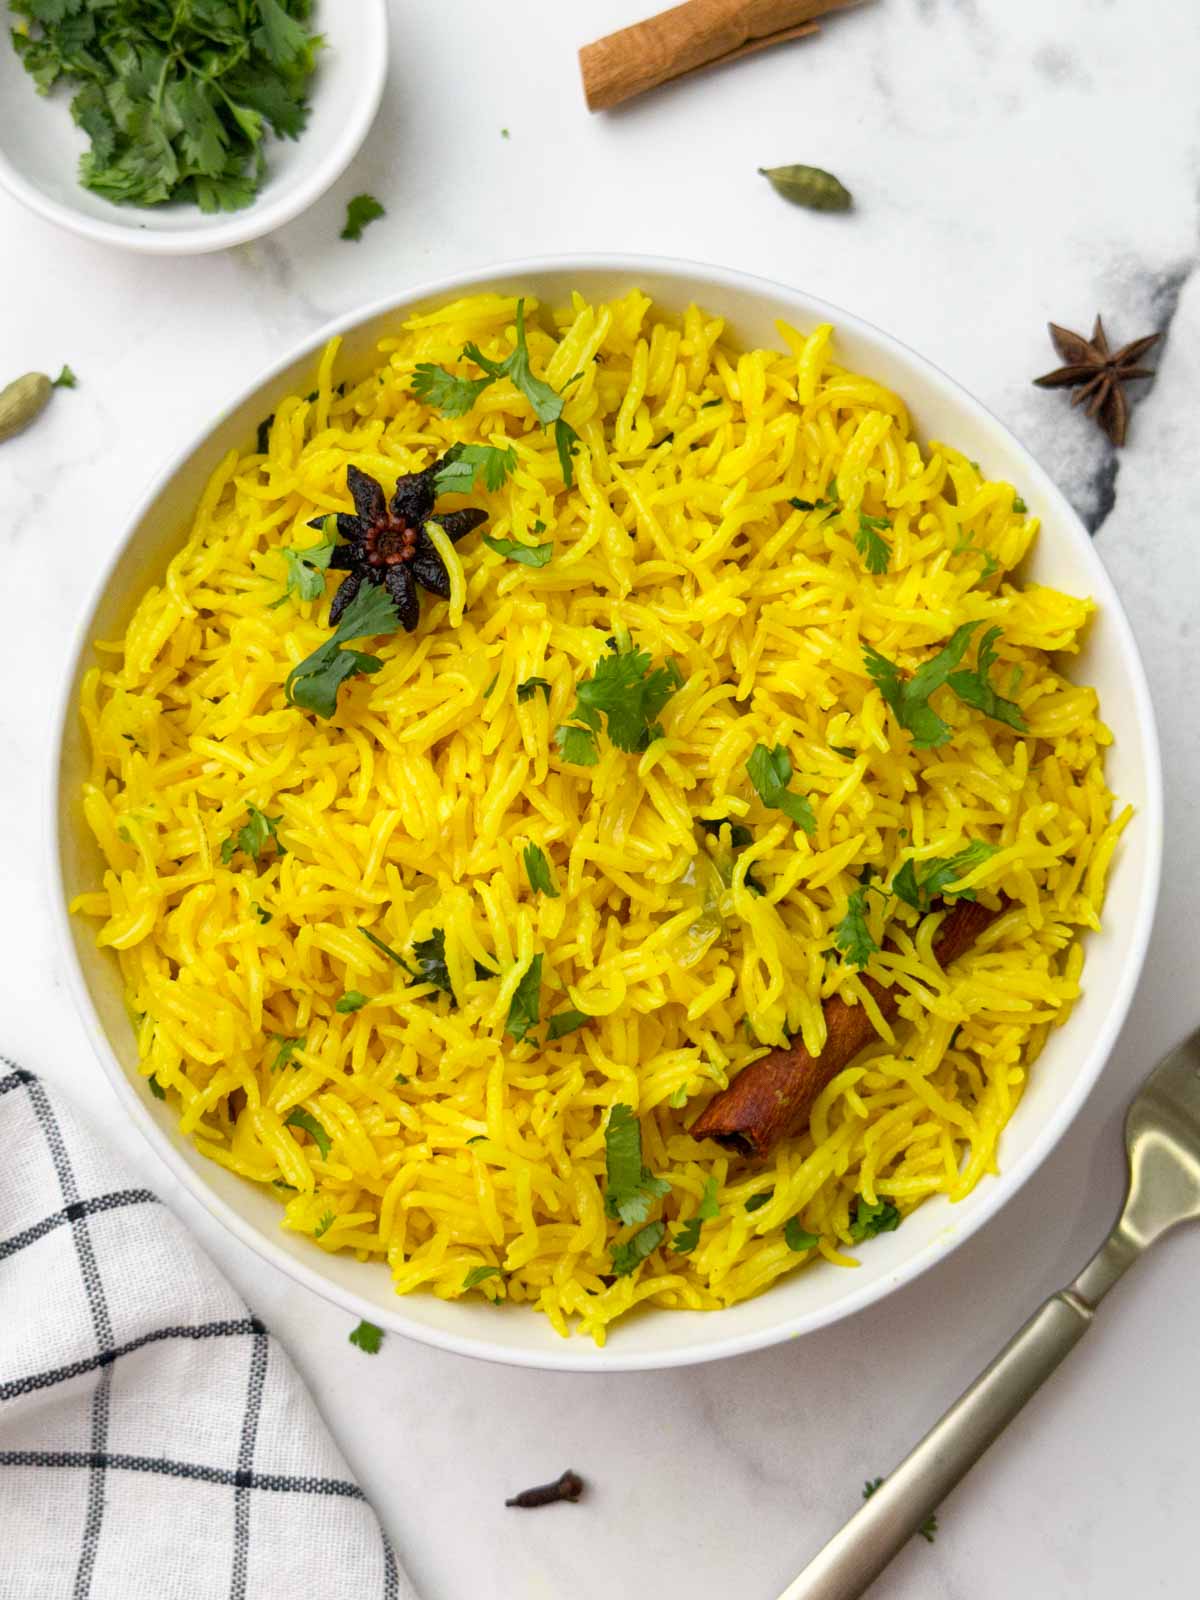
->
[[784, 1217, 820, 1251], [284, 1106, 330, 1159], [517, 676, 552, 703], [221, 803, 285, 866], [855, 512, 892, 575], [610, 1220, 666, 1277], [12, 0, 321, 213], [463, 1265, 504, 1290], [340, 193, 385, 242], [269, 1034, 306, 1072], [434, 442, 517, 495], [272, 530, 335, 606], [505, 954, 542, 1045], [349, 1319, 383, 1354], [891, 841, 998, 916], [285, 584, 399, 718], [849, 1198, 901, 1242], [556, 632, 683, 763], [335, 991, 368, 1014], [672, 1177, 719, 1254], [523, 843, 559, 898], [604, 1104, 671, 1226], [546, 1009, 589, 1041], [482, 535, 554, 567], [746, 744, 816, 835]]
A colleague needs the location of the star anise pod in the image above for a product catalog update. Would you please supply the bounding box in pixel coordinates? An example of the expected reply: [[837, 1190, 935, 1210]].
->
[[309, 459, 487, 632], [1033, 315, 1160, 447]]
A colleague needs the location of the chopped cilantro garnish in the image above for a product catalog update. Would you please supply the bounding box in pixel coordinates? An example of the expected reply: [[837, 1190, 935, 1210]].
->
[[855, 512, 892, 574], [849, 1197, 901, 1241], [335, 991, 367, 1014], [546, 1008, 588, 1040], [833, 883, 879, 967], [1012, 495, 1028, 515], [891, 840, 998, 915], [697, 816, 753, 849], [482, 673, 499, 699], [269, 1034, 305, 1072], [556, 632, 683, 763], [789, 496, 815, 510], [412, 298, 581, 484], [744, 1190, 773, 1214], [285, 583, 399, 719], [284, 1106, 330, 1160], [864, 623, 1025, 747], [221, 803, 284, 866], [410, 929, 455, 1001], [253, 902, 272, 924], [522, 843, 559, 898], [360, 927, 414, 973], [604, 1104, 671, 1226], [314, 1209, 335, 1239], [517, 676, 552, 703], [610, 1220, 666, 1277], [271, 529, 335, 606], [433, 442, 517, 495], [672, 1176, 718, 1254], [944, 626, 1026, 731], [147, 1073, 166, 1101], [505, 954, 542, 1044], [482, 535, 553, 567], [829, 745, 857, 759], [349, 1319, 383, 1354], [746, 744, 816, 834], [463, 1264, 504, 1290], [340, 194, 385, 242], [784, 1217, 820, 1251]]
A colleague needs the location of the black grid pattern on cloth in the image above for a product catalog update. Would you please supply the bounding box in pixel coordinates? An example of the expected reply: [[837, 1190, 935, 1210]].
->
[[0, 1062, 404, 1598]]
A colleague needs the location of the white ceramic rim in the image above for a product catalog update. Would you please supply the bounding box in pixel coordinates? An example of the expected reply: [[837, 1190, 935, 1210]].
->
[[46, 252, 1164, 1370], [0, 1, 387, 256]]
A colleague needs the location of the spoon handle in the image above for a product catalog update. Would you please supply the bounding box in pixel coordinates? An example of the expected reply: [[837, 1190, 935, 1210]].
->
[[778, 1229, 1139, 1600]]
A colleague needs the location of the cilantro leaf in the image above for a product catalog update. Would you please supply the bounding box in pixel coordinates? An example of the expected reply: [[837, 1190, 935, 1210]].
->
[[523, 842, 559, 898], [273, 530, 335, 605], [546, 1008, 589, 1040], [410, 928, 455, 1002], [335, 991, 367, 1013], [433, 442, 517, 495], [848, 1197, 901, 1241], [946, 626, 1027, 732], [834, 884, 879, 967], [269, 1034, 305, 1072], [340, 193, 385, 242], [784, 1217, 820, 1251], [746, 743, 816, 834], [603, 1104, 671, 1226], [557, 633, 683, 761], [697, 816, 754, 850], [555, 417, 581, 487], [744, 1190, 773, 1214], [1013, 495, 1028, 515], [517, 676, 551, 703], [285, 583, 400, 719], [855, 512, 892, 575], [610, 1220, 666, 1277], [411, 364, 496, 418], [891, 840, 998, 915], [360, 927, 415, 974], [672, 1176, 719, 1254], [863, 622, 981, 749], [505, 953, 542, 1044], [147, 1073, 166, 1101], [314, 1210, 335, 1239], [284, 1106, 331, 1160], [349, 1319, 383, 1354], [463, 1264, 504, 1290], [253, 0, 315, 70], [253, 902, 272, 924], [482, 535, 553, 567], [491, 299, 562, 425], [221, 803, 284, 866]]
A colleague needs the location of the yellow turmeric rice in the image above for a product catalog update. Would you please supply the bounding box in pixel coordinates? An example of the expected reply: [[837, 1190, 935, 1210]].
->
[[73, 289, 1127, 1342]]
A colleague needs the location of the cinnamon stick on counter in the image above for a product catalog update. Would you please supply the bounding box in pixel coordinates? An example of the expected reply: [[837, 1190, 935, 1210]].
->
[[579, 0, 866, 113], [691, 898, 1004, 1159]]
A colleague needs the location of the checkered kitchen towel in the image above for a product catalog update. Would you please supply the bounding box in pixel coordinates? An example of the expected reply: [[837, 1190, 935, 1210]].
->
[[0, 1064, 415, 1599]]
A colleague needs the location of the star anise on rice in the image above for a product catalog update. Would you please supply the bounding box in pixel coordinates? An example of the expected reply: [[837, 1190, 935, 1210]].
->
[[309, 460, 487, 632], [1032, 315, 1160, 447]]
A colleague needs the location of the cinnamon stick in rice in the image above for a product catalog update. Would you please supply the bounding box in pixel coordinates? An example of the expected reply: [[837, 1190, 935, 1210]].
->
[[691, 897, 1006, 1159], [579, 0, 865, 113]]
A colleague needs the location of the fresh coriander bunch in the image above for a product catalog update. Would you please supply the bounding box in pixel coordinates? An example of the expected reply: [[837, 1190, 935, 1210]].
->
[[9, 0, 322, 212]]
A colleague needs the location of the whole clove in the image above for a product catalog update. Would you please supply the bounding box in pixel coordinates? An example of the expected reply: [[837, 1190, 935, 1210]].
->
[[505, 1469, 585, 1508]]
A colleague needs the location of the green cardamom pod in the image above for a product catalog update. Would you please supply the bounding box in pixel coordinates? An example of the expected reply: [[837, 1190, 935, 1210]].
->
[[759, 164, 853, 213], [0, 372, 53, 443]]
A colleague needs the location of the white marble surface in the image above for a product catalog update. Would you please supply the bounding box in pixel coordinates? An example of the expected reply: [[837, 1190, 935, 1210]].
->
[[3, 1, 1200, 1594]]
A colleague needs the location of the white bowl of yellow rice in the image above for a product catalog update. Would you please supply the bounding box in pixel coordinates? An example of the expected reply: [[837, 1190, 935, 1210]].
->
[[50, 257, 1162, 1370]]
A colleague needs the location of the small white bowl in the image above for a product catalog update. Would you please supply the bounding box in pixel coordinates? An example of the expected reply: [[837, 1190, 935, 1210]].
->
[[49, 256, 1162, 1370], [0, 0, 387, 254]]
